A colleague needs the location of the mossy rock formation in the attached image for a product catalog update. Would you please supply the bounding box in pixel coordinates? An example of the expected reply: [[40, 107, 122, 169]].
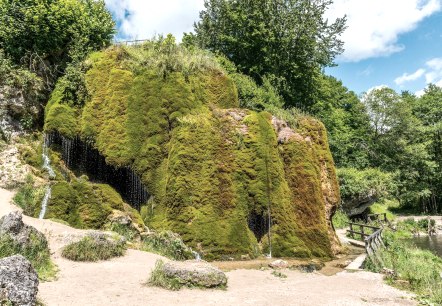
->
[[44, 43, 340, 259]]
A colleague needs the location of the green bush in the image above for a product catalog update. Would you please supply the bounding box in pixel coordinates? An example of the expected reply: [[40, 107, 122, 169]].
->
[[61, 235, 126, 262], [338, 168, 397, 214], [0, 233, 57, 281], [417, 218, 436, 231], [141, 231, 194, 261], [332, 209, 350, 229], [13, 175, 46, 218]]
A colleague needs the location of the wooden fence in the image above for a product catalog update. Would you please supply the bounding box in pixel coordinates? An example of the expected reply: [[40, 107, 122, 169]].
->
[[365, 213, 389, 224], [347, 222, 384, 256], [113, 39, 150, 46]]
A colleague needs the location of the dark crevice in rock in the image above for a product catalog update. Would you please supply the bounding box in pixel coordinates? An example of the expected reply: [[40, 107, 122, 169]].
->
[[247, 211, 269, 242], [46, 131, 148, 210]]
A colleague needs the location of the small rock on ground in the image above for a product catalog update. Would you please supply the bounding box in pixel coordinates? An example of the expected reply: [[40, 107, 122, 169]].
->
[[269, 259, 288, 269]]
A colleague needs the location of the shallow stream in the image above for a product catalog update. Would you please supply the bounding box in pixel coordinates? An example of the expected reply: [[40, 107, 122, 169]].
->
[[411, 235, 442, 257]]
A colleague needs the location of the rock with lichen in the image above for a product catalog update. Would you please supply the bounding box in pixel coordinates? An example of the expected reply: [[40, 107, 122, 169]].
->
[[0, 255, 39, 306], [162, 261, 227, 288]]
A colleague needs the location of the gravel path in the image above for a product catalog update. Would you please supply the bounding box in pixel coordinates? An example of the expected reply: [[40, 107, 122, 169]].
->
[[0, 188, 416, 306]]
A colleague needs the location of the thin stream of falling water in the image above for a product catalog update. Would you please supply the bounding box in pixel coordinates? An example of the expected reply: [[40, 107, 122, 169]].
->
[[39, 187, 51, 219], [40, 134, 55, 219], [192, 250, 202, 261]]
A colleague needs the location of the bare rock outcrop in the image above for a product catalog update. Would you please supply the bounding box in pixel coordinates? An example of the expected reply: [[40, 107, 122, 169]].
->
[[0, 211, 47, 249], [0, 144, 30, 189], [0, 255, 39, 306]]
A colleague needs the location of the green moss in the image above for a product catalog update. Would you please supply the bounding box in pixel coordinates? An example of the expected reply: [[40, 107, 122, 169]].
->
[[46, 179, 144, 230], [46, 182, 82, 228], [44, 83, 80, 138], [43, 43, 339, 259]]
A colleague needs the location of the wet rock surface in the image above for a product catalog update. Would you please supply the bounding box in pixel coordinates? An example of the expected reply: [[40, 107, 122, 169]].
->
[[0, 255, 39, 306]]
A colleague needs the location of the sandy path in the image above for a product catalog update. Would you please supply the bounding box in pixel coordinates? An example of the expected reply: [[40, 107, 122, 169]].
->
[[0, 188, 416, 306]]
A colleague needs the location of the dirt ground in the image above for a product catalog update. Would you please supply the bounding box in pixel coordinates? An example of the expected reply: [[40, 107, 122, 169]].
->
[[0, 188, 416, 306]]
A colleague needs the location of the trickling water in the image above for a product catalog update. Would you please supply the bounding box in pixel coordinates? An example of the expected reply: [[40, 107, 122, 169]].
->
[[39, 187, 51, 219], [39, 134, 55, 219], [45, 131, 149, 210], [42, 134, 56, 178], [192, 250, 202, 261]]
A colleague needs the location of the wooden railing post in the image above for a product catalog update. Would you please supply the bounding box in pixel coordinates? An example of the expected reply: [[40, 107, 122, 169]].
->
[[350, 223, 354, 239]]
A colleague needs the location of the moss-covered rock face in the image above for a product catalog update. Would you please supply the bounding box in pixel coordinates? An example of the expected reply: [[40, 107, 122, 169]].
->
[[44, 43, 340, 259]]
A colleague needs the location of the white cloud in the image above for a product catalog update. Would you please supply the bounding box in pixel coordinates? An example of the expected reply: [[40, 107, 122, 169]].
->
[[424, 57, 442, 84], [105, 0, 205, 41], [402, 58, 442, 95], [394, 68, 426, 85], [326, 0, 441, 62], [365, 84, 389, 94]]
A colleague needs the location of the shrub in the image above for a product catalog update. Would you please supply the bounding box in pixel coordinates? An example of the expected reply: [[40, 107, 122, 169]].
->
[[61, 234, 126, 262], [0, 233, 56, 281], [337, 168, 397, 214], [366, 230, 442, 304], [332, 209, 350, 229], [13, 175, 46, 218], [141, 231, 194, 261]]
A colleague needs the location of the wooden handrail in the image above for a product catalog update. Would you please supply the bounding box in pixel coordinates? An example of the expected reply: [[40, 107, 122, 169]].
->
[[346, 222, 380, 230], [114, 39, 150, 46]]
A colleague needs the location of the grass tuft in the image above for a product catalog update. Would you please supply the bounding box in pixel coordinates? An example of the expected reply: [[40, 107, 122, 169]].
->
[[61, 235, 126, 262], [141, 231, 194, 260], [147, 259, 182, 290], [271, 270, 287, 278], [0, 233, 57, 281]]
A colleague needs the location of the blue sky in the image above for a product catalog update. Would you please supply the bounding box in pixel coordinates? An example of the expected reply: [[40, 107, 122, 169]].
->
[[105, 0, 442, 96]]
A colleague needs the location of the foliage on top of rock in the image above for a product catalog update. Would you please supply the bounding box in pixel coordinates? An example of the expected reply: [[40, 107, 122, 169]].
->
[[338, 168, 397, 216], [61, 231, 126, 262]]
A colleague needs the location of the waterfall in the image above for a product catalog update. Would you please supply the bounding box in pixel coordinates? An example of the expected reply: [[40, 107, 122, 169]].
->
[[192, 250, 202, 261], [38, 187, 51, 219], [45, 131, 149, 210], [39, 134, 55, 219], [42, 134, 56, 178]]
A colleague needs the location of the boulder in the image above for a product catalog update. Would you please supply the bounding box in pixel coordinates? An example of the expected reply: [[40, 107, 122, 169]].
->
[[0, 255, 39, 306], [269, 259, 288, 269], [0, 145, 30, 189], [0, 211, 47, 249], [162, 261, 227, 288]]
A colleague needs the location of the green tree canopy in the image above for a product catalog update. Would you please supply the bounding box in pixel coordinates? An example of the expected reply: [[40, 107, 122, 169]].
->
[[0, 0, 115, 78], [192, 0, 346, 109]]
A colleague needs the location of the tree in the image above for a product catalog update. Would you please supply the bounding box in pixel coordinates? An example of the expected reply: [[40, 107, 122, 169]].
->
[[411, 84, 442, 212], [311, 75, 371, 168], [193, 0, 346, 109], [0, 0, 115, 82]]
